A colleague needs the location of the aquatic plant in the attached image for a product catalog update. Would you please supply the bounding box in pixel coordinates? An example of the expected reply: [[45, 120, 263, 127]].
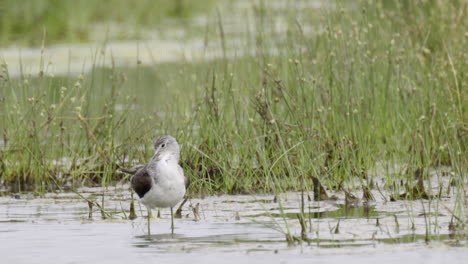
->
[[0, 0, 465, 206]]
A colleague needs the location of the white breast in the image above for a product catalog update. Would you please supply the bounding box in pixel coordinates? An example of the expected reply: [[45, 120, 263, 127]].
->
[[140, 159, 186, 209]]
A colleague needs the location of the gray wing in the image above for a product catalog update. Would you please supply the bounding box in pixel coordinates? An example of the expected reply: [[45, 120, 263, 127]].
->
[[146, 162, 160, 185]]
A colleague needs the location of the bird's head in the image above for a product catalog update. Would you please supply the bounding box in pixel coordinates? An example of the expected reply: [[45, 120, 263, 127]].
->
[[150, 135, 181, 162]]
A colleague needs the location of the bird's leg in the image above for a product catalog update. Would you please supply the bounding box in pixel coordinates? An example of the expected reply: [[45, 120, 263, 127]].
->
[[147, 208, 151, 235], [175, 196, 188, 218], [170, 207, 174, 235]]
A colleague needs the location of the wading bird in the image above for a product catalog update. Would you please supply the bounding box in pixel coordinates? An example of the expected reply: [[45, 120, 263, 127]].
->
[[131, 136, 187, 235]]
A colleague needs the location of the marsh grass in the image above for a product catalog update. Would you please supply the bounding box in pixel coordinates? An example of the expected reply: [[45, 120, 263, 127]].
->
[[0, 0, 466, 225]]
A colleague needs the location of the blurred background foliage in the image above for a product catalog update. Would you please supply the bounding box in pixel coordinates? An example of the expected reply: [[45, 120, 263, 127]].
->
[[0, 0, 213, 45]]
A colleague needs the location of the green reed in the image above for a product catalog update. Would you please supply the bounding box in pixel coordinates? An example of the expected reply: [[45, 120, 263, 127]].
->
[[0, 0, 465, 205]]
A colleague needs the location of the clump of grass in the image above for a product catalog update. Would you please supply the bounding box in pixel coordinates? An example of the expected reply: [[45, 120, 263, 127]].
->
[[0, 0, 466, 204], [0, 57, 152, 192]]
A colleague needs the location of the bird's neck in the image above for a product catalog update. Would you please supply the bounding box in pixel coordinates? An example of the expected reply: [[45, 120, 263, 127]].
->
[[157, 153, 179, 164]]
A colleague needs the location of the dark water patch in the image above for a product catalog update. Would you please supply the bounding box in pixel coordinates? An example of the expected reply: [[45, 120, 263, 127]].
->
[[417, 212, 446, 217], [133, 232, 284, 250], [222, 199, 274, 204], [378, 234, 457, 245], [246, 204, 383, 219], [0, 219, 28, 223], [302, 235, 460, 248]]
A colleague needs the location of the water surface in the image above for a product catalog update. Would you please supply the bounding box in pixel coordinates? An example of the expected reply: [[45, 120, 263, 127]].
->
[[1, 186, 466, 264]]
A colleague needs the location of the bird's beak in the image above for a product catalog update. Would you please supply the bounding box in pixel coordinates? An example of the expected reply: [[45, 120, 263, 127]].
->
[[150, 147, 161, 162]]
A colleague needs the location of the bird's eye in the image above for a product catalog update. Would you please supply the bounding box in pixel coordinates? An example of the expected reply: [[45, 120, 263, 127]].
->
[[161, 144, 166, 148]]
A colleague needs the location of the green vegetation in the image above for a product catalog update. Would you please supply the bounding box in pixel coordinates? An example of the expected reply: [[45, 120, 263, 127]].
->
[[0, 0, 213, 45], [0, 0, 466, 205]]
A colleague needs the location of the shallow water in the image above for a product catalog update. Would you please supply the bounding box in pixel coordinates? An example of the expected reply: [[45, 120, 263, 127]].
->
[[0, 185, 466, 264]]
